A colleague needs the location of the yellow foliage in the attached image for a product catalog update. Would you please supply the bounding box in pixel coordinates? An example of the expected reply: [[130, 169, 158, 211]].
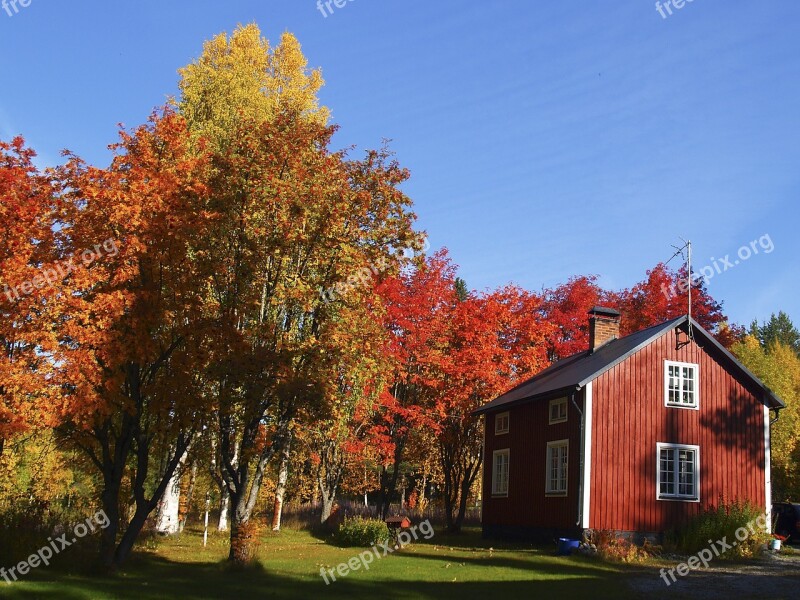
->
[[732, 336, 800, 500], [178, 23, 328, 148]]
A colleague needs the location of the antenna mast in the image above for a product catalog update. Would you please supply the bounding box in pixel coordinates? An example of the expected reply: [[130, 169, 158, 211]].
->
[[668, 238, 695, 342], [687, 239, 692, 325]]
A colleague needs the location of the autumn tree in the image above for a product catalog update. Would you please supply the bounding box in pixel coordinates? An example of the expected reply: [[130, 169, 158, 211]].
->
[[53, 110, 213, 568], [437, 285, 551, 532], [0, 137, 59, 457], [175, 22, 417, 562], [374, 251, 457, 518], [192, 113, 416, 562], [618, 263, 726, 337], [178, 23, 328, 149], [304, 301, 391, 524], [540, 275, 608, 360], [732, 336, 800, 501], [541, 264, 731, 361]]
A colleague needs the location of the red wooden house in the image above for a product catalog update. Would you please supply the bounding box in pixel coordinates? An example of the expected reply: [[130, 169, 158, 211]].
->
[[475, 307, 785, 541]]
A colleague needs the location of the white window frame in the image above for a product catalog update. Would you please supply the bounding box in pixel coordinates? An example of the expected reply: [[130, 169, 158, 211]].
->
[[545, 440, 568, 496], [492, 449, 510, 497], [657, 442, 700, 502], [495, 411, 510, 435], [664, 360, 700, 410], [548, 397, 568, 424]]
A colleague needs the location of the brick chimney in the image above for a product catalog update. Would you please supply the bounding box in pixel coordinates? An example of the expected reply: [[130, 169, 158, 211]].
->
[[588, 306, 621, 351]]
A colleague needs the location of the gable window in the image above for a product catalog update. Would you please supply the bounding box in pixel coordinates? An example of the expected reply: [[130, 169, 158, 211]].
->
[[665, 361, 699, 409], [492, 449, 510, 497], [495, 412, 510, 435], [657, 443, 699, 501], [549, 397, 568, 424], [545, 440, 568, 496]]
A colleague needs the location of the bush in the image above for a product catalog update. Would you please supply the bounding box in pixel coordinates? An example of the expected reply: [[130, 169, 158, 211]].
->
[[584, 530, 658, 563], [665, 498, 770, 558], [335, 517, 391, 547], [0, 497, 101, 568]]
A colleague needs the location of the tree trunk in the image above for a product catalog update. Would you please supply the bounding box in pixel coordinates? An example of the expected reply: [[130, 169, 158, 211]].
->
[[378, 435, 406, 519], [218, 486, 230, 532], [222, 418, 289, 564], [271, 433, 292, 531], [179, 460, 197, 533], [98, 477, 122, 569], [155, 449, 186, 535], [317, 438, 343, 525], [320, 487, 336, 524]]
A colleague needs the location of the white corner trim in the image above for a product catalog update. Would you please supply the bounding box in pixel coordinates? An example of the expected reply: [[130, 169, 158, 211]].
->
[[581, 381, 593, 529], [764, 405, 772, 532]]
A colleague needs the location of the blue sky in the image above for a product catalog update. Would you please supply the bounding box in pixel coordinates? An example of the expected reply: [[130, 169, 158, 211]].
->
[[1, 0, 798, 327]]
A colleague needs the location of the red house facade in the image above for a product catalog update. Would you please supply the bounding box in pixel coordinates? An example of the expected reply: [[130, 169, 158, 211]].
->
[[475, 308, 785, 541]]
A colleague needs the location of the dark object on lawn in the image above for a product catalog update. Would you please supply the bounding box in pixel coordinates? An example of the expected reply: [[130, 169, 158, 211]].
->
[[385, 516, 412, 530], [557, 538, 580, 555], [772, 502, 800, 543]]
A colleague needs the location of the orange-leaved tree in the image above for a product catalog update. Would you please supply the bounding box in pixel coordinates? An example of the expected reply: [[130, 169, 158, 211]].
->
[[0, 137, 59, 456], [437, 284, 552, 532], [54, 110, 213, 568]]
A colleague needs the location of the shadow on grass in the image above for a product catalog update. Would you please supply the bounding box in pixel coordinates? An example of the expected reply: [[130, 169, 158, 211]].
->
[[3, 548, 632, 600]]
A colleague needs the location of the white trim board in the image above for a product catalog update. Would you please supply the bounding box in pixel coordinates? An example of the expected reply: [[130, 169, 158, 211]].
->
[[581, 382, 592, 529]]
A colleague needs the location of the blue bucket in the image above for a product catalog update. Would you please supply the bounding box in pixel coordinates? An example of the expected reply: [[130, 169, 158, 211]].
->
[[557, 538, 580, 555]]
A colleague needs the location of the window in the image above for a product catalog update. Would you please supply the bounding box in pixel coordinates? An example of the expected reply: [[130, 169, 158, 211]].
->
[[657, 443, 700, 501], [492, 449, 510, 496], [549, 397, 568, 424], [665, 361, 699, 409], [545, 440, 568, 496], [495, 412, 510, 435]]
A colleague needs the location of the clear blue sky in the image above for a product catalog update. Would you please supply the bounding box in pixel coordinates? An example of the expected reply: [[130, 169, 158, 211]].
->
[[1, 1, 798, 327]]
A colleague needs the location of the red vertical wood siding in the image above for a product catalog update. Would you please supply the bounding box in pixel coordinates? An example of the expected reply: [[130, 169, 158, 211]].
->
[[482, 391, 584, 529], [589, 329, 767, 533]]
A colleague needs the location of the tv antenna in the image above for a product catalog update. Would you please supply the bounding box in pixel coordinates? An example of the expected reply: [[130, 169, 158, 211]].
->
[[667, 238, 695, 342]]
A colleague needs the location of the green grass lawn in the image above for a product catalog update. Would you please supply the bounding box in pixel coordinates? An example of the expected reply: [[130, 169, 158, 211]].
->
[[1, 527, 642, 599]]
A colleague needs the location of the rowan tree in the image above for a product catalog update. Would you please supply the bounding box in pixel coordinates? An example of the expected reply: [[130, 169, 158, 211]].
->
[[0, 137, 59, 456], [436, 285, 552, 532], [53, 110, 213, 568]]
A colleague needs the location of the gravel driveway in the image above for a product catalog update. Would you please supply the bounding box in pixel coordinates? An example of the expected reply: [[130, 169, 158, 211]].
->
[[627, 549, 800, 600]]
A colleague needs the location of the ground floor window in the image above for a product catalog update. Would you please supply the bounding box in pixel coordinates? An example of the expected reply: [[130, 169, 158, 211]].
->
[[492, 449, 509, 496], [657, 443, 699, 501], [545, 440, 568, 496]]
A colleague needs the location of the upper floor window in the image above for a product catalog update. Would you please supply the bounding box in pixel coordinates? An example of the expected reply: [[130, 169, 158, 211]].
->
[[657, 443, 699, 502], [495, 412, 510, 435], [665, 361, 699, 409], [549, 397, 568, 424]]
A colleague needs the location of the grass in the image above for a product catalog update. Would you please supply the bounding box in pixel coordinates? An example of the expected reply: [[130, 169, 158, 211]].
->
[[1, 526, 645, 599]]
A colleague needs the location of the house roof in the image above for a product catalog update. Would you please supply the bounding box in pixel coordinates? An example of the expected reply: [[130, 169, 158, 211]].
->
[[474, 315, 786, 415]]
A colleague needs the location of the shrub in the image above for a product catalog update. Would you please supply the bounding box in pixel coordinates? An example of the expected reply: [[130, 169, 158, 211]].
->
[[584, 530, 657, 563], [0, 497, 101, 569], [335, 517, 391, 547], [665, 497, 769, 558]]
